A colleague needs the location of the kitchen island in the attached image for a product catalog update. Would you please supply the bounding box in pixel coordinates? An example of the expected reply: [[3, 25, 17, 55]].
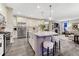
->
[[28, 31, 58, 56]]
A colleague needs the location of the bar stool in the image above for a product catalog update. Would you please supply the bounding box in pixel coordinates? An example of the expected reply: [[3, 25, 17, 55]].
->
[[52, 36, 60, 55], [41, 41, 56, 56]]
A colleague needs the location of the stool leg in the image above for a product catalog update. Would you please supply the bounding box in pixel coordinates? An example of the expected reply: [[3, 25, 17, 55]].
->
[[41, 42, 44, 56], [53, 41, 57, 56], [74, 35, 75, 42], [78, 36, 79, 44], [77, 36, 78, 43], [52, 42, 56, 56], [59, 41, 60, 51], [47, 47, 49, 56], [51, 36, 53, 42], [59, 40, 60, 55], [75, 36, 77, 43], [55, 41, 57, 55], [53, 47, 54, 56]]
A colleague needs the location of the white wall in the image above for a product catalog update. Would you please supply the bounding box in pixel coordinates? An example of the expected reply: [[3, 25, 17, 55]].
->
[[0, 4, 14, 33], [0, 4, 7, 20], [0, 4, 15, 43], [16, 16, 44, 27], [16, 16, 45, 32]]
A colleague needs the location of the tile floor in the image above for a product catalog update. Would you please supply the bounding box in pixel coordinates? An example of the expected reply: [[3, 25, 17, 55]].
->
[[5, 36, 79, 56], [60, 36, 79, 56], [5, 38, 35, 56]]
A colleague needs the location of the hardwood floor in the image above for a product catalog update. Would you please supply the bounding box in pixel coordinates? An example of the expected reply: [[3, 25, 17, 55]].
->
[[5, 35, 79, 56], [5, 38, 35, 56]]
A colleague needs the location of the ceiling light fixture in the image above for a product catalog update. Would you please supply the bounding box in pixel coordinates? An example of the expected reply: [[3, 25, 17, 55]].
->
[[37, 5, 40, 9], [49, 5, 52, 20], [17, 11, 21, 15], [49, 16, 52, 20], [0, 9, 2, 11], [45, 21, 49, 24], [41, 11, 44, 18]]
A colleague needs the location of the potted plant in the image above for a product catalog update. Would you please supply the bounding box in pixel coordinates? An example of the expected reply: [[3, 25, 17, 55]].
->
[[39, 24, 45, 31]]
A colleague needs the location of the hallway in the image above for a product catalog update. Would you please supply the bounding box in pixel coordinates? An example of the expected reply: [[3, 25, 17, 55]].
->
[[5, 38, 35, 56]]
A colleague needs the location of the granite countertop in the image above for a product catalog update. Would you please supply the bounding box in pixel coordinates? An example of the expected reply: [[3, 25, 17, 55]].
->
[[0, 32, 10, 33], [34, 31, 58, 37]]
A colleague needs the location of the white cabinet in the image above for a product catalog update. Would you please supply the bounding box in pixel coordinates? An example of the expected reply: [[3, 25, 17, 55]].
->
[[0, 34, 4, 56]]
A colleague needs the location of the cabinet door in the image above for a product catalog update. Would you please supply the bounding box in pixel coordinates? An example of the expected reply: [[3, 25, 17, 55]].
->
[[0, 34, 4, 56]]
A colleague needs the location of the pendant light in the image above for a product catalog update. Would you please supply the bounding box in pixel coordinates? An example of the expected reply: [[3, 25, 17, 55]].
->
[[49, 5, 52, 20], [41, 11, 44, 19]]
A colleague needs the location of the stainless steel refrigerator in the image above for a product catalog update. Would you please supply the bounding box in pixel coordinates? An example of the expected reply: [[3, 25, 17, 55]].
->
[[17, 22, 26, 38]]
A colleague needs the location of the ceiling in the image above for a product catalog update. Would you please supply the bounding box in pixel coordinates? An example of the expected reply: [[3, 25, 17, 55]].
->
[[5, 3, 79, 21], [53, 3, 79, 21], [6, 3, 53, 20]]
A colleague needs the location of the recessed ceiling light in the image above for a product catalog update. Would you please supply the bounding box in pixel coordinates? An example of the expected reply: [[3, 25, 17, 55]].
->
[[37, 5, 40, 9], [17, 12, 21, 15], [29, 15, 33, 17], [0, 9, 2, 11], [51, 10, 53, 13], [45, 22, 49, 24], [49, 17, 52, 20]]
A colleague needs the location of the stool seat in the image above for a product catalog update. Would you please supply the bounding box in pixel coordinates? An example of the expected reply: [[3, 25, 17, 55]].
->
[[43, 41, 54, 49]]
